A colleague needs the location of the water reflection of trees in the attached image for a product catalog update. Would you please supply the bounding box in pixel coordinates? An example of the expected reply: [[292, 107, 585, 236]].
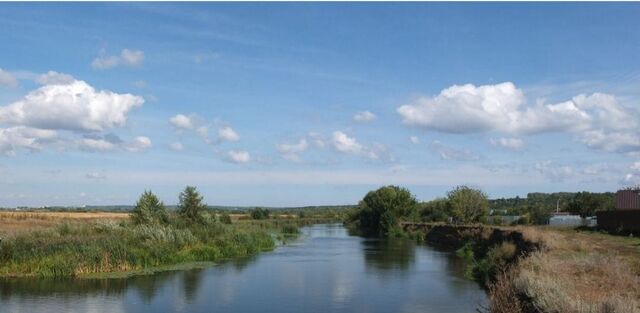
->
[[0, 254, 260, 303], [361, 238, 416, 276]]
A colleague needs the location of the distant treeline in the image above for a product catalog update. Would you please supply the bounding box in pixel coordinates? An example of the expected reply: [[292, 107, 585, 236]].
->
[[489, 192, 615, 219]]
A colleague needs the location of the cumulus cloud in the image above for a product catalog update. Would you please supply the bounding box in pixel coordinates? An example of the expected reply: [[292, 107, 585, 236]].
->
[[169, 114, 194, 130], [277, 139, 309, 162], [77, 134, 151, 153], [353, 110, 376, 123], [35, 71, 74, 85], [169, 114, 240, 145], [0, 68, 18, 87], [218, 126, 240, 142], [0, 126, 57, 156], [226, 150, 250, 164], [490, 137, 524, 150], [632, 161, 640, 172], [124, 136, 152, 152], [78, 138, 117, 152], [92, 48, 145, 70], [331, 131, 380, 160], [397, 82, 640, 153], [409, 136, 420, 144], [0, 80, 144, 132], [430, 140, 480, 161]]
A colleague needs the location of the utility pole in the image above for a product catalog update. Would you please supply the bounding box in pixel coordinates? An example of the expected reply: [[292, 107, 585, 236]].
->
[[556, 198, 560, 214]]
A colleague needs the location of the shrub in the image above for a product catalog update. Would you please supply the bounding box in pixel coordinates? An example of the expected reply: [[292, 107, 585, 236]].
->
[[250, 208, 270, 220], [131, 190, 169, 225], [220, 213, 232, 224]]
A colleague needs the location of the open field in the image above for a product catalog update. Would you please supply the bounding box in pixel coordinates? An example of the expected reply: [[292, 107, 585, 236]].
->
[[0, 211, 131, 236]]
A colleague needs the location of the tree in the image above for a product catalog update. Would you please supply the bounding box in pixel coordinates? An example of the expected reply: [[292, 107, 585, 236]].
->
[[250, 208, 270, 220], [178, 186, 207, 222], [356, 185, 418, 236], [567, 192, 614, 217], [131, 190, 168, 225], [420, 198, 450, 222], [447, 186, 489, 224]]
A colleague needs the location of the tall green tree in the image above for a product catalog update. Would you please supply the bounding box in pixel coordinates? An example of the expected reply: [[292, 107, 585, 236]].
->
[[356, 185, 418, 236], [447, 185, 489, 224], [178, 186, 207, 222], [567, 192, 614, 217], [131, 190, 169, 224]]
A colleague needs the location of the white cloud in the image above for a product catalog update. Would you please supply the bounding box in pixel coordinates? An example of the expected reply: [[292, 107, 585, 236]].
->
[[125, 136, 152, 152], [308, 132, 326, 148], [430, 140, 480, 161], [277, 139, 309, 162], [77, 135, 150, 153], [409, 136, 420, 144], [490, 137, 524, 150], [332, 131, 364, 155], [218, 126, 240, 142], [535, 161, 574, 182], [169, 114, 193, 130], [92, 49, 144, 70], [331, 131, 379, 159], [120, 49, 145, 67], [0, 80, 144, 132], [35, 71, 74, 85], [78, 138, 117, 152], [226, 150, 250, 164], [0, 126, 57, 156], [397, 82, 640, 153], [0, 68, 18, 87], [631, 161, 640, 172], [353, 110, 376, 123], [169, 142, 184, 151]]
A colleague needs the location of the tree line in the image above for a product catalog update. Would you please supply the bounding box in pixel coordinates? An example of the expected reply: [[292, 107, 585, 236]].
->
[[346, 185, 490, 237], [347, 185, 618, 237]]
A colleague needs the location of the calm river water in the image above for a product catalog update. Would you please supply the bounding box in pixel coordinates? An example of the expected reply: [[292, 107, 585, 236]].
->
[[0, 224, 486, 313]]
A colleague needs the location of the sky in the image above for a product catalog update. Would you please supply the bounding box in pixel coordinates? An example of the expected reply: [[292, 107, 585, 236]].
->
[[1, 3, 640, 207]]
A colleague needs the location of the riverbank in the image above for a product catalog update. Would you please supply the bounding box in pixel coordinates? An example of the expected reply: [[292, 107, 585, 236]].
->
[[0, 213, 329, 278], [404, 223, 640, 313]]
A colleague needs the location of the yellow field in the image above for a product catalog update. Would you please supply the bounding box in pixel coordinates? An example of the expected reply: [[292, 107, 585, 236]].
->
[[0, 211, 130, 236]]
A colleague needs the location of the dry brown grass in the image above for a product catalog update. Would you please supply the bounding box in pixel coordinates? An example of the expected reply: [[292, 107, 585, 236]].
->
[[490, 226, 640, 313], [0, 211, 130, 236]]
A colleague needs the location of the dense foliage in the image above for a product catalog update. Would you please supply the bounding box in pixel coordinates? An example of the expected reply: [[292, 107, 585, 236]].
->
[[349, 185, 418, 236], [178, 186, 207, 223], [131, 191, 169, 225], [447, 186, 489, 224], [250, 208, 270, 220]]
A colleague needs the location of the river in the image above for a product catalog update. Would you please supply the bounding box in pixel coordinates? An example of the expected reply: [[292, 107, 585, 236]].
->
[[0, 224, 487, 313]]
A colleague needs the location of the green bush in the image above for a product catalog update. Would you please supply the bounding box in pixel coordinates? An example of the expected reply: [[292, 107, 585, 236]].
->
[[131, 190, 169, 225], [250, 208, 270, 220], [351, 185, 418, 237]]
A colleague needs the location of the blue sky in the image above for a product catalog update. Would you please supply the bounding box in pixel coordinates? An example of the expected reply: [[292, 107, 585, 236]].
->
[[1, 3, 640, 207]]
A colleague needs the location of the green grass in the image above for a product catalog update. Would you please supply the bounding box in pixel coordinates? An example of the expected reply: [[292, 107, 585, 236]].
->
[[0, 216, 321, 278]]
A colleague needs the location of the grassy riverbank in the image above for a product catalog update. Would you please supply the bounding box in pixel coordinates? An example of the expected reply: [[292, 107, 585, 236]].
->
[[489, 227, 640, 313], [0, 213, 328, 278]]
